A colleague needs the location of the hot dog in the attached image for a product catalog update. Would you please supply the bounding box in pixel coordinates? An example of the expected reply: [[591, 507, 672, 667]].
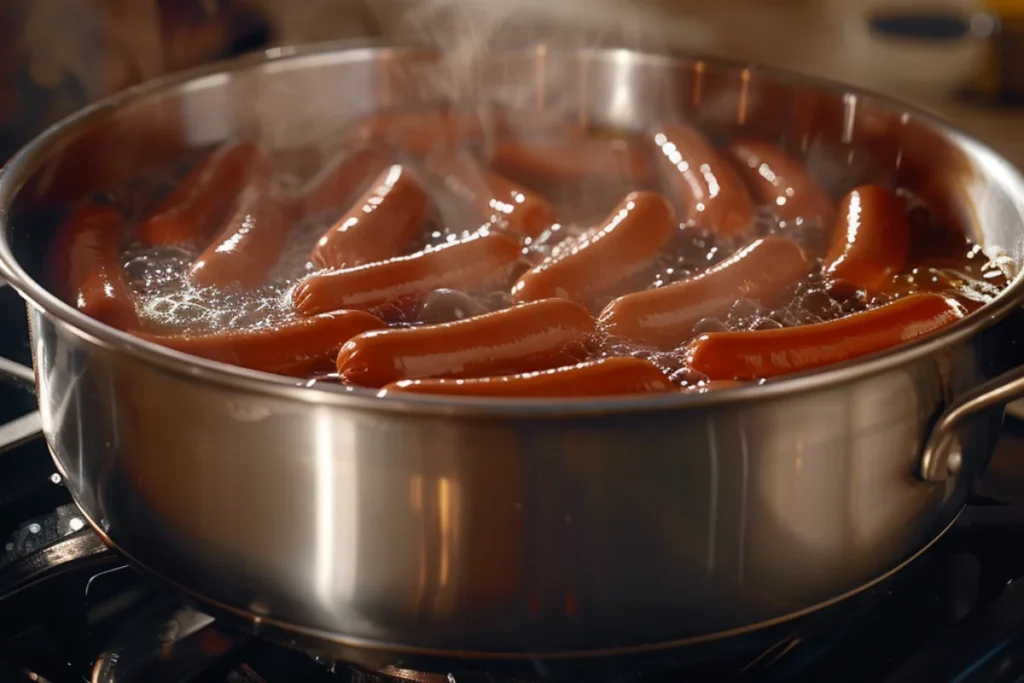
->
[[309, 164, 429, 270], [190, 182, 291, 289], [293, 230, 523, 317], [511, 191, 676, 306], [381, 357, 672, 397], [134, 310, 386, 377], [354, 108, 493, 156], [52, 203, 139, 330], [685, 293, 966, 381], [426, 152, 557, 238], [651, 123, 754, 238], [336, 298, 596, 388], [490, 139, 657, 187], [728, 139, 834, 226], [138, 141, 269, 246], [824, 185, 910, 294], [599, 236, 811, 350], [293, 146, 392, 219]]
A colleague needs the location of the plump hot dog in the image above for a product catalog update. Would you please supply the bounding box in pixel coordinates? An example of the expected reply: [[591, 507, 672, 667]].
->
[[728, 139, 834, 226], [190, 182, 292, 289], [651, 123, 755, 238], [381, 357, 672, 397], [336, 298, 596, 388], [354, 108, 494, 156], [138, 141, 269, 246], [50, 203, 139, 330], [685, 293, 966, 381], [824, 185, 910, 294], [599, 236, 811, 350], [309, 164, 429, 270], [293, 230, 523, 317], [511, 191, 676, 306], [490, 139, 657, 187], [134, 310, 386, 377], [293, 146, 392, 219], [426, 152, 557, 238]]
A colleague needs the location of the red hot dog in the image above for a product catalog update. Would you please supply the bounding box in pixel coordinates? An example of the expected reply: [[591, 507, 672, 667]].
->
[[599, 236, 811, 350], [824, 185, 910, 294], [426, 152, 557, 238], [336, 298, 596, 388], [134, 310, 386, 377], [138, 141, 269, 247], [381, 357, 672, 398], [511, 191, 676, 306], [651, 123, 755, 238], [685, 293, 966, 381], [309, 164, 429, 270], [52, 203, 139, 330], [293, 146, 392, 219], [293, 231, 523, 317], [490, 139, 657, 187], [728, 139, 835, 226], [190, 182, 292, 290]]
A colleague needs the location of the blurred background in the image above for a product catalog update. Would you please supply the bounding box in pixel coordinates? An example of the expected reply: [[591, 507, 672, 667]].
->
[[1, 0, 1022, 164]]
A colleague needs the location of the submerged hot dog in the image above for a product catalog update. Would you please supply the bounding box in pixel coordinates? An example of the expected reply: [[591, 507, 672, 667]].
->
[[190, 182, 291, 289], [651, 123, 754, 238], [309, 164, 429, 270], [294, 146, 392, 219], [135, 310, 386, 377], [685, 293, 966, 381], [52, 203, 139, 329], [824, 185, 910, 294], [293, 230, 523, 317], [336, 298, 596, 388], [599, 236, 811, 350], [426, 152, 556, 238], [511, 191, 676, 305], [490, 139, 657, 187], [138, 141, 269, 246], [381, 357, 673, 397], [728, 140, 834, 226], [355, 108, 494, 156]]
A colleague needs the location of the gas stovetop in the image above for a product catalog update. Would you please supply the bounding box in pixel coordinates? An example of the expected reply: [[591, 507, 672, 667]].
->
[[4, 283, 1024, 683]]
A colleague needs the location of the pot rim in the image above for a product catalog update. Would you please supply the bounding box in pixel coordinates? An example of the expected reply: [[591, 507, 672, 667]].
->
[[2, 39, 1023, 419]]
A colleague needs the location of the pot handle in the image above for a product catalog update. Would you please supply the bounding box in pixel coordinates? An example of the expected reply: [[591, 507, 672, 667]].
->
[[919, 363, 1024, 482]]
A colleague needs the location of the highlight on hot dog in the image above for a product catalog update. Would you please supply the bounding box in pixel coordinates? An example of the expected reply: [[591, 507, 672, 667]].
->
[[292, 145, 392, 219], [52, 107, 1009, 395], [599, 236, 811, 350], [309, 164, 429, 270], [381, 357, 673, 398], [293, 230, 524, 318], [134, 310, 386, 377], [426, 152, 557, 238], [336, 298, 596, 388], [138, 141, 269, 247], [190, 181, 292, 290], [685, 293, 966, 381], [651, 123, 755, 238], [824, 185, 911, 295], [511, 191, 677, 306], [728, 139, 835, 227], [50, 203, 140, 330]]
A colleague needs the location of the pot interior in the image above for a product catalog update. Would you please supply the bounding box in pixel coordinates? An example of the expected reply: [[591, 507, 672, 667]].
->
[[3, 44, 1024, 383]]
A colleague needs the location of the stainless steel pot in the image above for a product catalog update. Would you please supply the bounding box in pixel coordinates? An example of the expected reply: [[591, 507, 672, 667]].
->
[[2, 41, 1024, 664]]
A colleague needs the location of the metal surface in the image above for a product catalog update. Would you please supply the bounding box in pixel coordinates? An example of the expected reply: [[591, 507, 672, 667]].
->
[[1, 42, 1024, 661]]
